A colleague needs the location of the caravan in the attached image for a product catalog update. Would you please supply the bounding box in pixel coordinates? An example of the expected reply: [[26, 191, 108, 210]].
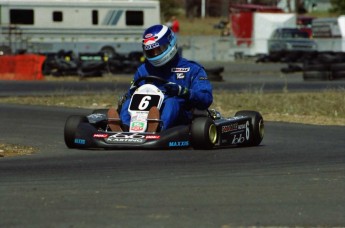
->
[[0, 0, 160, 56], [312, 16, 345, 52]]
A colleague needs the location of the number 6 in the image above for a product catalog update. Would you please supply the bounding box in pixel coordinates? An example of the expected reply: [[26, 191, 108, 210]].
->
[[245, 121, 250, 140], [138, 96, 151, 110]]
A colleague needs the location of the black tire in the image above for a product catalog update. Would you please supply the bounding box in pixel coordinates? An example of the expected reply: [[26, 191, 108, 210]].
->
[[303, 71, 330, 81], [235, 110, 264, 146], [191, 117, 217, 149], [330, 63, 345, 71], [331, 71, 345, 80], [303, 63, 329, 71], [64, 115, 88, 148], [100, 46, 116, 58]]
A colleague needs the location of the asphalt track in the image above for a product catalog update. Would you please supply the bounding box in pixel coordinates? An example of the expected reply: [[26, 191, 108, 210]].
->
[[0, 62, 345, 227]]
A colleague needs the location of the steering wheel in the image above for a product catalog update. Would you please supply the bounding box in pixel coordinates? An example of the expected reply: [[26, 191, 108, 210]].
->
[[130, 75, 180, 98], [132, 75, 169, 87]]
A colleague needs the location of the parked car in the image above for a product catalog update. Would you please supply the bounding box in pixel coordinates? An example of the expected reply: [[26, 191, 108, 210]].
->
[[268, 28, 317, 53]]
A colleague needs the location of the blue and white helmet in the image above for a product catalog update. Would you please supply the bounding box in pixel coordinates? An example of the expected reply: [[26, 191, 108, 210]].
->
[[142, 24, 178, 67]]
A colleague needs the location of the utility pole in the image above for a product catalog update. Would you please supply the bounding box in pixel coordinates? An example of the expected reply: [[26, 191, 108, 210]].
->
[[201, 0, 205, 18]]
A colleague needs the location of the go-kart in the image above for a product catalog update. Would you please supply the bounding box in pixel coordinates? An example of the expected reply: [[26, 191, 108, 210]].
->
[[64, 76, 264, 149]]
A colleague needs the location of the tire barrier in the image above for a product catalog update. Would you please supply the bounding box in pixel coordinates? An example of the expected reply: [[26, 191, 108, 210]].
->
[[0, 54, 46, 80], [205, 66, 224, 81], [41, 50, 143, 77], [330, 63, 345, 80], [302, 62, 331, 81], [259, 51, 345, 81]]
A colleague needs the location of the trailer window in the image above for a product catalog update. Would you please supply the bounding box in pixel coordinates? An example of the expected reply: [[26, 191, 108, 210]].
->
[[126, 11, 143, 26], [10, 9, 34, 25], [92, 10, 98, 25], [53, 11, 63, 22]]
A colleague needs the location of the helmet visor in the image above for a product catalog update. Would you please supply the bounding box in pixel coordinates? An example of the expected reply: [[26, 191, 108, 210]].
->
[[144, 43, 169, 58]]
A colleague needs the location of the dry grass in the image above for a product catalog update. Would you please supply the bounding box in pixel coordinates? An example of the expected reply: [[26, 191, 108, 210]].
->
[[0, 143, 36, 157], [212, 90, 345, 126], [178, 16, 223, 36], [1, 90, 344, 125]]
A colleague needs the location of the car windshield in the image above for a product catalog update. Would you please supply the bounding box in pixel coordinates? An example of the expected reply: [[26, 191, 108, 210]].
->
[[282, 30, 309, 38]]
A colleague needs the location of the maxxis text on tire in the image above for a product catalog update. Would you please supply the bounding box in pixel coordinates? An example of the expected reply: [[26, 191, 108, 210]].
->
[[64, 115, 88, 148]]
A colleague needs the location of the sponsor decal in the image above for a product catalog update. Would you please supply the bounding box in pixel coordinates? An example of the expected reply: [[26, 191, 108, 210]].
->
[[238, 123, 246, 130], [221, 122, 248, 133], [222, 123, 238, 133], [176, 73, 185, 79], [231, 121, 250, 144], [130, 122, 145, 132], [74, 138, 86, 145], [106, 133, 145, 143], [107, 138, 144, 143], [143, 34, 159, 50], [144, 42, 159, 50], [93, 133, 108, 138], [171, 67, 190, 72], [143, 34, 156, 43], [146, 135, 160, 139], [169, 141, 189, 147], [232, 134, 245, 144], [144, 33, 154, 39]]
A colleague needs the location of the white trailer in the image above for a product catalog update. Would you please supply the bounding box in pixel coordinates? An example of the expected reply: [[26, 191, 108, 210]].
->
[[0, 0, 160, 56], [251, 12, 296, 55]]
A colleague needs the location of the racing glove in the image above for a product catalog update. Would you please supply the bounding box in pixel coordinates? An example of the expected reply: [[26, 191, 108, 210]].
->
[[164, 82, 189, 98]]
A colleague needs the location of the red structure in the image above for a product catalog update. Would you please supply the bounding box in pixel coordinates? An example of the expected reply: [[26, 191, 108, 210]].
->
[[0, 54, 46, 80], [230, 4, 283, 46]]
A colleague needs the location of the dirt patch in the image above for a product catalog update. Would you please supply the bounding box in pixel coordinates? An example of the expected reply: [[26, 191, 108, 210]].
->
[[0, 143, 36, 158]]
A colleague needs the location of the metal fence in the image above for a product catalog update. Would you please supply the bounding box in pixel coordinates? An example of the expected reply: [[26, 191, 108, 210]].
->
[[2, 31, 345, 63], [179, 36, 345, 62]]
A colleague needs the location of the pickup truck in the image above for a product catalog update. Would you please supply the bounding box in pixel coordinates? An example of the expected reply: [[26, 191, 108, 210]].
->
[[268, 28, 317, 53]]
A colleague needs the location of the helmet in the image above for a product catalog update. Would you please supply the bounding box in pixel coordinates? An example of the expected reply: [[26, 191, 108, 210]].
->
[[142, 24, 178, 67]]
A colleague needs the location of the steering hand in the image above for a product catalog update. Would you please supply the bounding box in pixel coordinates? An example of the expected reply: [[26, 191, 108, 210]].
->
[[164, 82, 189, 98]]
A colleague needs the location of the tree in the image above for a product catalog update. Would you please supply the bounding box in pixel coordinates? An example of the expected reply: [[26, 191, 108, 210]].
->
[[159, 0, 181, 21], [330, 0, 345, 14]]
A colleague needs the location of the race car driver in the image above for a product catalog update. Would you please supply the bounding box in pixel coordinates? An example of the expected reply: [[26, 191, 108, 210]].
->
[[108, 24, 213, 132]]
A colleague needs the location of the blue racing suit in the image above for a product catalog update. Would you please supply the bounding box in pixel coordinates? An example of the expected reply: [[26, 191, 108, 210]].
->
[[119, 54, 213, 130]]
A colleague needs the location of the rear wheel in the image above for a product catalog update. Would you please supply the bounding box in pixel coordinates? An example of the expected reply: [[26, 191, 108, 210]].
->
[[191, 117, 217, 149], [64, 115, 88, 148], [235, 110, 264, 146]]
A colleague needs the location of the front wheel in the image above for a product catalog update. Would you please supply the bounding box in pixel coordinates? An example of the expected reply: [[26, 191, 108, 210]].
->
[[235, 110, 264, 146], [191, 117, 217, 149], [64, 115, 88, 148]]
